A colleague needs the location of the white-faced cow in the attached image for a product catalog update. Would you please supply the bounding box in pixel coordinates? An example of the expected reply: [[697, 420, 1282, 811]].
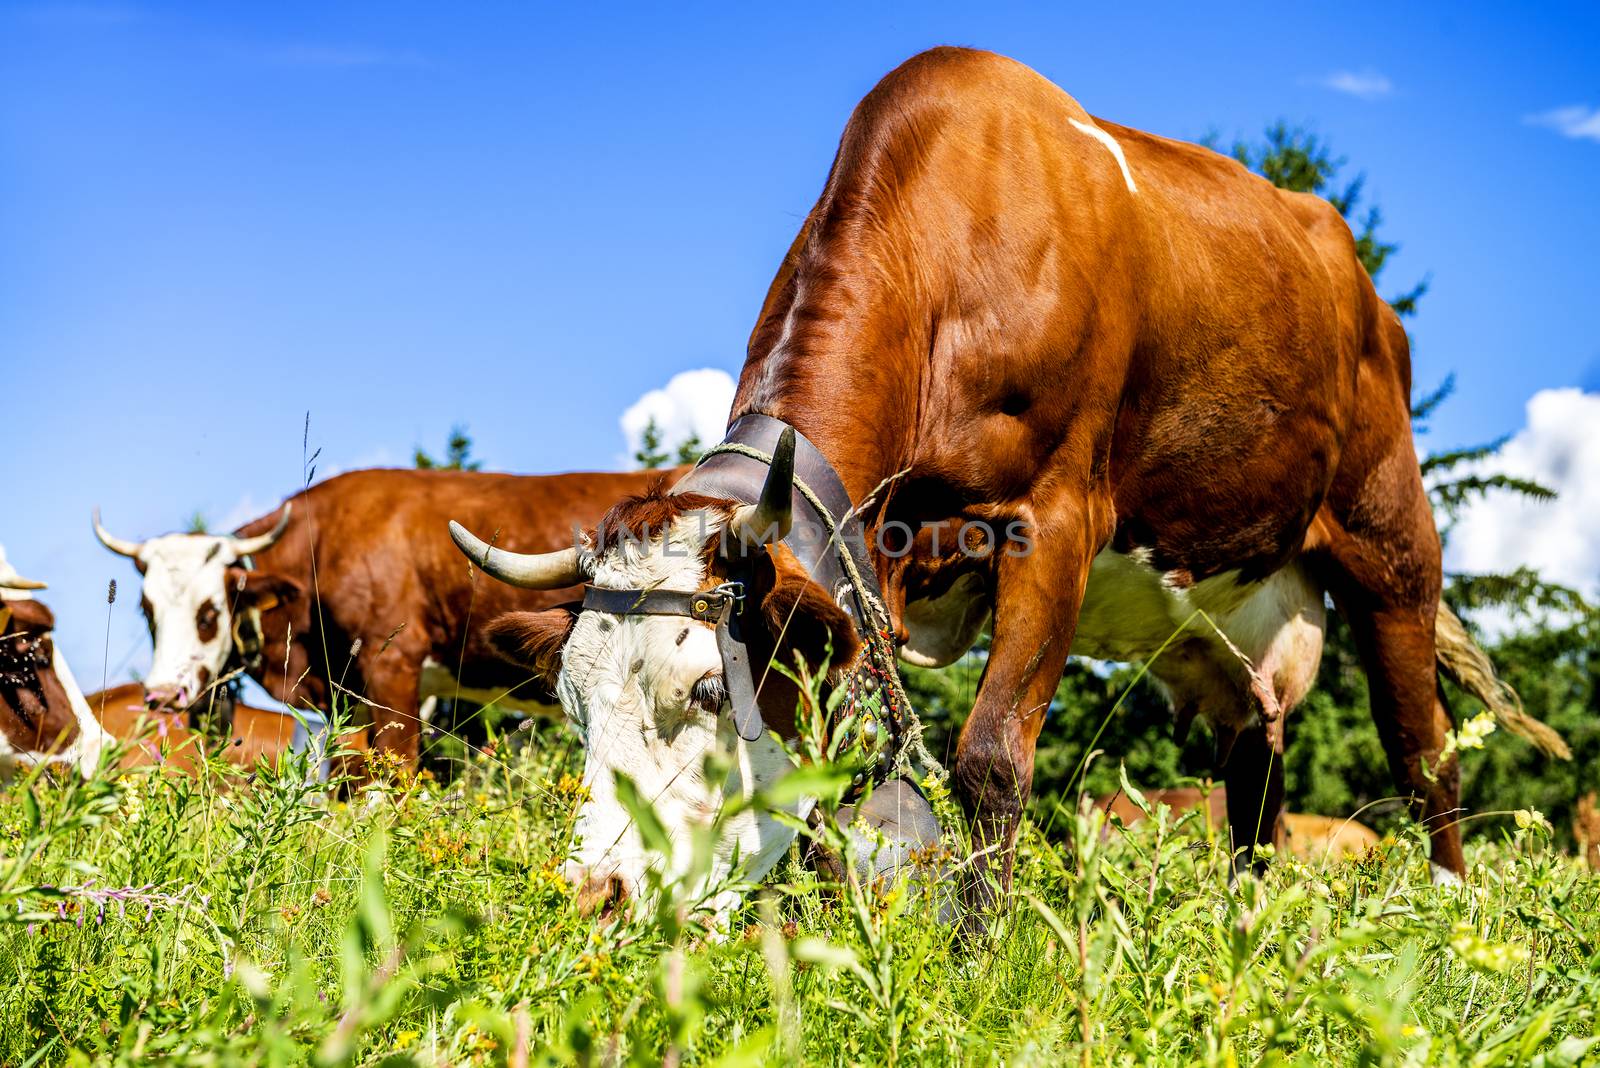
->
[[455, 48, 1565, 917], [0, 546, 111, 776], [94, 466, 681, 763]]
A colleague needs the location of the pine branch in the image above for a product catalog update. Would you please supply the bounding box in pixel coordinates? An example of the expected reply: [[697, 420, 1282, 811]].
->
[[1410, 373, 1456, 429], [1419, 436, 1507, 475], [1445, 568, 1591, 618], [1431, 474, 1556, 519]]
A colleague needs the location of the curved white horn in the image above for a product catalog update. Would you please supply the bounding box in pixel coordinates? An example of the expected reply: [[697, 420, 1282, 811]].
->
[[231, 503, 293, 557], [449, 521, 587, 590], [728, 426, 796, 546], [0, 574, 47, 591], [92, 509, 144, 559]]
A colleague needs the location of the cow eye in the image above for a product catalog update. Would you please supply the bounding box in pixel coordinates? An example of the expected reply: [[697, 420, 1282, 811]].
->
[[195, 601, 220, 641]]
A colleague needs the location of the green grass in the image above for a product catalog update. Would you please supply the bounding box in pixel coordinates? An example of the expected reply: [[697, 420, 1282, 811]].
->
[[2, 716, 1598, 1067]]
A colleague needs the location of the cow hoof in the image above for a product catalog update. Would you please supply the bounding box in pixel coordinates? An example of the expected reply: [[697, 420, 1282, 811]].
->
[[1430, 863, 1464, 888]]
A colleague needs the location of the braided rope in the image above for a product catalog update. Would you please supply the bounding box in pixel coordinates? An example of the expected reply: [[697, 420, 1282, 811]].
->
[[700, 442, 946, 787]]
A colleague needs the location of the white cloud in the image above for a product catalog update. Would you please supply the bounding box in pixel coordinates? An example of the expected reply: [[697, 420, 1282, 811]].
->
[[1444, 388, 1600, 622], [1524, 105, 1600, 143], [1315, 70, 1393, 100], [619, 369, 736, 467]]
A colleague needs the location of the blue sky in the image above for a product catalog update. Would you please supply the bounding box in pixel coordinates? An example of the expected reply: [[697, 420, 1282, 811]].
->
[[3, 1, 1597, 679]]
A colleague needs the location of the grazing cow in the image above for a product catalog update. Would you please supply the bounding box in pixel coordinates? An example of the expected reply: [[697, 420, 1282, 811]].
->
[[458, 48, 1565, 915], [1281, 813, 1383, 862], [94, 467, 678, 762], [1095, 787, 1382, 864], [0, 546, 110, 776], [86, 681, 328, 772]]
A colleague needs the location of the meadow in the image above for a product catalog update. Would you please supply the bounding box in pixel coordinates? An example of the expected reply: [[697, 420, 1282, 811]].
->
[[3, 701, 1597, 1067]]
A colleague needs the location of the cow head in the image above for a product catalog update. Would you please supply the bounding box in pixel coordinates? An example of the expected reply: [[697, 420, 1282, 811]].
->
[[93, 507, 299, 711], [0, 549, 110, 776], [453, 441, 859, 916]]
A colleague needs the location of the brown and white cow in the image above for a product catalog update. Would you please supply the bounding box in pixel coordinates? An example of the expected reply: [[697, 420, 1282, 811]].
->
[[460, 48, 1564, 913], [94, 466, 680, 762], [0, 546, 111, 776]]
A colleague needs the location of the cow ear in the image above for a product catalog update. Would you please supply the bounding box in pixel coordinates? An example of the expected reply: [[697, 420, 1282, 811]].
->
[[227, 568, 304, 613], [3, 598, 55, 632], [486, 608, 578, 680], [760, 549, 860, 676]]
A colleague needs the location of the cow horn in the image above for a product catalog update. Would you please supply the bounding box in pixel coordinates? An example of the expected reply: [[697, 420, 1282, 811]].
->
[[231, 503, 292, 557], [728, 427, 796, 546], [449, 521, 587, 589], [92, 509, 144, 558], [0, 574, 47, 591]]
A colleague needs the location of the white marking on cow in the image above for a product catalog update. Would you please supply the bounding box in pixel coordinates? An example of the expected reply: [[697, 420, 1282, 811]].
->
[[553, 510, 813, 919], [1072, 549, 1324, 733], [0, 545, 111, 776], [1431, 863, 1464, 888], [899, 571, 990, 668], [1068, 118, 1138, 194]]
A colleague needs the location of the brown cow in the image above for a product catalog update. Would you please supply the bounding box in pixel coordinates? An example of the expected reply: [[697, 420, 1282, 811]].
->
[[0, 547, 111, 775], [1095, 787, 1381, 864], [1282, 813, 1383, 862], [1577, 793, 1600, 871], [460, 48, 1564, 916], [93, 467, 680, 762], [1097, 787, 1227, 837], [86, 680, 367, 772]]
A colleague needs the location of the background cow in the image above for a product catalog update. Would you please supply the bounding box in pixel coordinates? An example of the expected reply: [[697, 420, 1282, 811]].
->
[[464, 48, 1565, 915], [86, 681, 343, 773], [0, 545, 110, 776], [94, 466, 679, 763], [1578, 793, 1600, 871], [1095, 786, 1382, 864]]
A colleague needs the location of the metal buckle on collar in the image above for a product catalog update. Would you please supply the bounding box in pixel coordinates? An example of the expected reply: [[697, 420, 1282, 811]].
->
[[711, 581, 745, 611], [684, 581, 745, 623]]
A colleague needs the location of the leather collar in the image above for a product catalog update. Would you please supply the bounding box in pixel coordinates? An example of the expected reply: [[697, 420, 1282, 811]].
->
[[673, 413, 886, 631]]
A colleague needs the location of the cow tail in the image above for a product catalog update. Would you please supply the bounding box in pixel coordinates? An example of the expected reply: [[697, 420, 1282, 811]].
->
[[1435, 602, 1571, 759]]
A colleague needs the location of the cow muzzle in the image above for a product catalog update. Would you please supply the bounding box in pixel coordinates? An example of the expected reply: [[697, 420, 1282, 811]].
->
[[145, 683, 194, 712]]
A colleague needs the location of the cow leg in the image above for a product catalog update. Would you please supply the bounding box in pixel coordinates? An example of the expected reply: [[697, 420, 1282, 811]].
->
[[361, 653, 423, 768], [1333, 595, 1461, 878], [1221, 723, 1284, 875], [952, 509, 1102, 917], [1316, 429, 1462, 878]]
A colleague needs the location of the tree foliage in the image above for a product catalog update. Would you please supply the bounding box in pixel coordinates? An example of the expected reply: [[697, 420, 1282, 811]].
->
[[634, 417, 705, 469], [674, 432, 704, 466], [633, 417, 671, 470], [414, 425, 482, 472]]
